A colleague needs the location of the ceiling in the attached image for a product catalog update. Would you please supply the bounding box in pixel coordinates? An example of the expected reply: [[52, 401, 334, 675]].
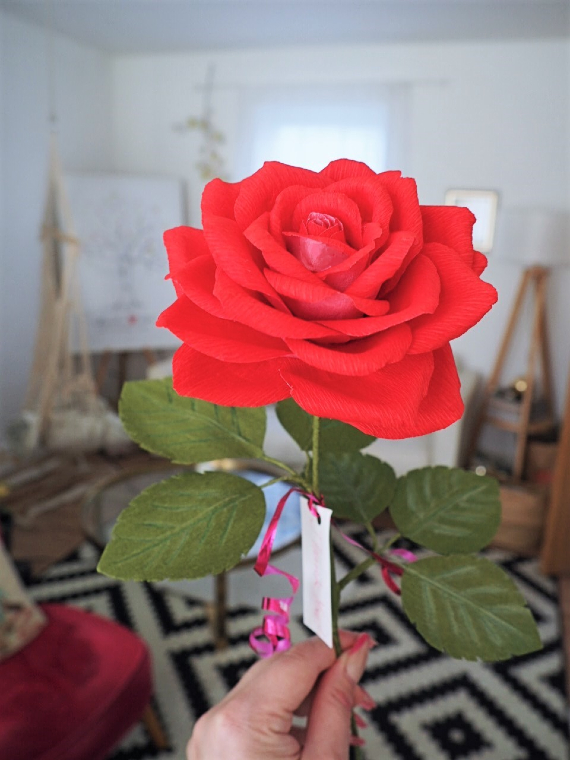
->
[[1, 0, 569, 54]]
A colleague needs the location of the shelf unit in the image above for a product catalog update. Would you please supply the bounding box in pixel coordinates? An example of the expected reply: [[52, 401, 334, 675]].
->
[[465, 265, 556, 482]]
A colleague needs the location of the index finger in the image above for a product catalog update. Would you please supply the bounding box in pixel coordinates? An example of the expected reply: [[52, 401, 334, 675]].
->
[[234, 631, 361, 713]]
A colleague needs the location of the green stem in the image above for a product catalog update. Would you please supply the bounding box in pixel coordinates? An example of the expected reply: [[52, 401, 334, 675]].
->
[[259, 476, 289, 489], [329, 536, 342, 656], [337, 557, 377, 592], [311, 416, 320, 496], [382, 531, 402, 552], [365, 520, 379, 552], [310, 414, 361, 755], [351, 744, 364, 760], [260, 455, 311, 491]]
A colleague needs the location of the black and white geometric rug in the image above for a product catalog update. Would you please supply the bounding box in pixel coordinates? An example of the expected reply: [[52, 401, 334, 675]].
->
[[27, 528, 568, 760]]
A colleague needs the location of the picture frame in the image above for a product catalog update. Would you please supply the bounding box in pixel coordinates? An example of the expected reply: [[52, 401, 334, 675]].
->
[[64, 173, 184, 353], [444, 189, 499, 254]]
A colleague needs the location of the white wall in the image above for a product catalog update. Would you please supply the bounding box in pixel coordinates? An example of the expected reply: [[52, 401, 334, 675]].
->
[[112, 39, 570, 417], [0, 11, 114, 438]]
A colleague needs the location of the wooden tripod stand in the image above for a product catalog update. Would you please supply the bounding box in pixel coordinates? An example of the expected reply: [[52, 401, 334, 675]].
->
[[465, 265, 556, 482]]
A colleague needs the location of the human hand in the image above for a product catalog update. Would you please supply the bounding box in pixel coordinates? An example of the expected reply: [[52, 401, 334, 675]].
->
[[187, 631, 376, 760]]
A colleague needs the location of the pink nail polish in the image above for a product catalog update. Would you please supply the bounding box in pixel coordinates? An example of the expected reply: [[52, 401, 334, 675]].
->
[[350, 633, 371, 655], [354, 713, 368, 729], [350, 735, 366, 747], [345, 634, 374, 683], [355, 687, 376, 711]]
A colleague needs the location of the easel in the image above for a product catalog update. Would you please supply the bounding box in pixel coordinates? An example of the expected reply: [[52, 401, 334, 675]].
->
[[95, 349, 160, 405], [465, 265, 556, 482], [24, 135, 98, 448]]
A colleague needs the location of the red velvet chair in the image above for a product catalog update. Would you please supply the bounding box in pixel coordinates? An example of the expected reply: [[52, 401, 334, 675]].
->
[[0, 602, 167, 760]]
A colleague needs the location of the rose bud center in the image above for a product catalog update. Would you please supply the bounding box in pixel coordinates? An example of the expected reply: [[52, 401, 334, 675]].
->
[[284, 212, 351, 274], [301, 212, 345, 242]]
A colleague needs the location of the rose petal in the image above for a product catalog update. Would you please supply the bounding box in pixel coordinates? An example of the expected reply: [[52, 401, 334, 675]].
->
[[164, 227, 209, 283], [203, 215, 276, 298], [264, 267, 362, 319], [345, 231, 416, 299], [362, 221, 386, 246], [283, 345, 463, 438], [472, 250, 488, 276], [327, 176, 393, 233], [264, 268, 345, 303], [213, 268, 342, 340], [320, 253, 441, 337], [173, 344, 290, 406], [234, 162, 324, 231], [201, 177, 240, 221], [171, 255, 227, 319], [269, 185, 321, 241], [285, 324, 412, 376], [409, 243, 498, 353], [291, 192, 363, 248], [319, 159, 377, 182], [378, 173, 423, 251], [245, 214, 318, 281], [348, 296, 391, 317], [319, 243, 376, 291], [284, 294, 362, 321], [421, 206, 477, 269], [343, 345, 463, 437], [284, 232, 351, 272], [157, 296, 288, 363], [281, 352, 434, 435]]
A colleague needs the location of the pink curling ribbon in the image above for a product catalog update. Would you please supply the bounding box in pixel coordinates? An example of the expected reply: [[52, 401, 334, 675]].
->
[[249, 488, 322, 658], [336, 525, 417, 596]]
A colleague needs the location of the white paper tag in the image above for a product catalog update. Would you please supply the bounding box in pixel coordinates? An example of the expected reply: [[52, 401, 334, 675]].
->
[[301, 496, 333, 648]]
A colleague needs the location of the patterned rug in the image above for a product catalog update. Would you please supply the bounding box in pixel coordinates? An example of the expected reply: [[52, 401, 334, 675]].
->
[[26, 528, 568, 760]]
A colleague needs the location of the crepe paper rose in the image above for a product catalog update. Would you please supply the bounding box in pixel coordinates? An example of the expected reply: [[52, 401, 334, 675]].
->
[[99, 159, 541, 760], [157, 159, 497, 439]]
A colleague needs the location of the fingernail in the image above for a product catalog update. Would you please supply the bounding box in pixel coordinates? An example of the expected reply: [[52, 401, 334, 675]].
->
[[344, 633, 373, 683], [355, 686, 376, 711], [350, 735, 366, 747], [354, 713, 368, 729]]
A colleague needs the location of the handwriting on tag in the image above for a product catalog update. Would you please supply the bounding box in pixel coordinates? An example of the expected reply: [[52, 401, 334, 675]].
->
[[301, 497, 333, 648]]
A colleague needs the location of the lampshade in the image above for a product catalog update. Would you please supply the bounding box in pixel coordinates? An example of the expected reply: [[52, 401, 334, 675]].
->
[[492, 207, 570, 268]]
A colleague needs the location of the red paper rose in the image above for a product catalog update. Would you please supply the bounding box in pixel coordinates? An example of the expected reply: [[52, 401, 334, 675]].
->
[[158, 159, 497, 438]]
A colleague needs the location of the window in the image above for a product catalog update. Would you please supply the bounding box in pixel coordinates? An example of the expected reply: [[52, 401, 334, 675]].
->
[[234, 84, 409, 179]]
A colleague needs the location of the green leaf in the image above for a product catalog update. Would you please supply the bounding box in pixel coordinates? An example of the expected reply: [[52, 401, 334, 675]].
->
[[318, 451, 396, 522], [97, 471, 266, 581], [276, 398, 375, 453], [401, 554, 542, 661], [391, 467, 501, 554], [119, 378, 266, 464]]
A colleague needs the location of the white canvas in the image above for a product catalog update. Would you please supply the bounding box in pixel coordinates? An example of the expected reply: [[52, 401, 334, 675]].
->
[[64, 173, 184, 352]]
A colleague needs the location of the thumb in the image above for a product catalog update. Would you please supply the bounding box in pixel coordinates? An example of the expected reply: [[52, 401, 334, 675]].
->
[[302, 634, 374, 760]]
